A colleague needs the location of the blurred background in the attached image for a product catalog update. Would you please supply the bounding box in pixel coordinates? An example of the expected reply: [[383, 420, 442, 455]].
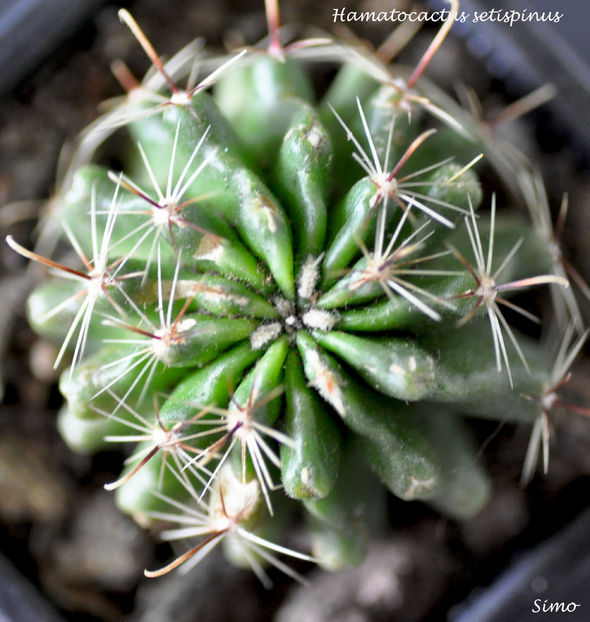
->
[[0, 1, 590, 621]]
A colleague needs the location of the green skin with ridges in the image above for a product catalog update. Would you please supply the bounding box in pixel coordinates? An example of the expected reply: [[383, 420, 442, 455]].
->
[[25, 42, 560, 574], [281, 350, 342, 500], [272, 106, 332, 262]]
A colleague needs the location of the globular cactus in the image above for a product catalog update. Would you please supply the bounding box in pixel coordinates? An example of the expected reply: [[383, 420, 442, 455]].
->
[[8, 0, 589, 581]]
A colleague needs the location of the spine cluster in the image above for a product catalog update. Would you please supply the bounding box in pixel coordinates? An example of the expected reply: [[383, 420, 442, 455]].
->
[[8, 1, 589, 581]]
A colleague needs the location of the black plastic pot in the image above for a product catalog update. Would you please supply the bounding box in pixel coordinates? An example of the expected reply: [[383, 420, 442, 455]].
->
[[450, 507, 590, 622], [0, 0, 105, 96]]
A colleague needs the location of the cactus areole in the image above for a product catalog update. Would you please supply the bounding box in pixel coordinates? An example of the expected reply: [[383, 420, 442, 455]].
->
[[9, 1, 587, 581]]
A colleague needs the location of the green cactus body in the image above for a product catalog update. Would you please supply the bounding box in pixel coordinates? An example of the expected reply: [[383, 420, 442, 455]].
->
[[9, 4, 578, 581]]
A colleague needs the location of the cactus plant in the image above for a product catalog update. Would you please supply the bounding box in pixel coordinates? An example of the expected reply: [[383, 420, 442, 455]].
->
[[7, 0, 589, 582]]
